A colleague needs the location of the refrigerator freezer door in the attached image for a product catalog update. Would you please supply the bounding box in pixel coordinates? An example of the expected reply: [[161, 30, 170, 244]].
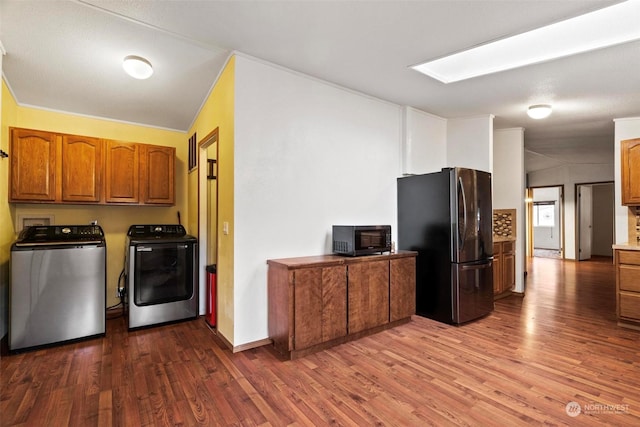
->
[[452, 260, 494, 324], [451, 168, 493, 263]]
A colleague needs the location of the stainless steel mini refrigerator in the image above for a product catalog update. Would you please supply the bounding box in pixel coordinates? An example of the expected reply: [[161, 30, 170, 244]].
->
[[397, 167, 494, 324]]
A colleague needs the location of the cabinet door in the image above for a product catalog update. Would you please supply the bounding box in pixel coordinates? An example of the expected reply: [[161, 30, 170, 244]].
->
[[141, 145, 175, 205], [493, 243, 502, 294], [293, 268, 324, 350], [390, 257, 416, 322], [61, 135, 102, 202], [348, 260, 389, 334], [503, 252, 515, 291], [621, 138, 640, 205], [293, 265, 347, 350], [10, 128, 57, 201], [321, 265, 348, 342], [105, 140, 139, 203]]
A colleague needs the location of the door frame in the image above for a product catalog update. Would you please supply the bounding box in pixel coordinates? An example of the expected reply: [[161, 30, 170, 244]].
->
[[574, 181, 615, 261], [197, 128, 219, 317], [526, 185, 565, 259]]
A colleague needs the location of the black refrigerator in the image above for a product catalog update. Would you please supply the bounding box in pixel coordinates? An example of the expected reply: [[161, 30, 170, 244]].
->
[[397, 167, 494, 324]]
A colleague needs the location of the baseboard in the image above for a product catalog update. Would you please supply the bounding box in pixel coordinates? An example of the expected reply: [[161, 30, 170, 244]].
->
[[511, 291, 525, 298], [201, 317, 272, 353], [233, 338, 273, 353]]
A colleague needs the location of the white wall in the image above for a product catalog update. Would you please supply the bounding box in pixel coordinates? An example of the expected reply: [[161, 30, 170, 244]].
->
[[614, 117, 640, 244], [447, 115, 494, 172], [233, 55, 403, 345], [402, 106, 447, 175], [528, 163, 614, 259], [493, 128, 525, 293]]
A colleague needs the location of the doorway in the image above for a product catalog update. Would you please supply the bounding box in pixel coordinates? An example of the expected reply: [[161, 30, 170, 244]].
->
[[576, 182, 614, 261], [197, 129, 219, 319], [528, 186, 564, 259]]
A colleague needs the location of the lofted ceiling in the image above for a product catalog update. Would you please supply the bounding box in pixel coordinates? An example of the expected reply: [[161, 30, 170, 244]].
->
[[2, 0, 639, 173]]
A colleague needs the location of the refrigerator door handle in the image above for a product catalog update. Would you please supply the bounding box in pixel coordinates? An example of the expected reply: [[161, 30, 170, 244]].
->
[[460, 261, 493, 270], [458, 176, 468, 252]]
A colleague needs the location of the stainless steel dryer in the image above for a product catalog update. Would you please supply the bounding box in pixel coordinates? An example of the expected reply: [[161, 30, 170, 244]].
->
[[9, 225, 106, 352], [126, 224, 198, 329]]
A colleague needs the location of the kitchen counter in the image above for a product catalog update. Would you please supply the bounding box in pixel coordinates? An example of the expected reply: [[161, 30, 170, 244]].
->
[[613, 242, 640, 251]]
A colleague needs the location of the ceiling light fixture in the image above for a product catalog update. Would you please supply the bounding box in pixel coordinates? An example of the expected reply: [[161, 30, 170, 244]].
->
[[123, 55, 153, 80], [527, 105, 552, 119], [411, 1, 640, 83]]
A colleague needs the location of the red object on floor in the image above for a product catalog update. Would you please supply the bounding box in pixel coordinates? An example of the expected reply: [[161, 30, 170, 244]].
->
[[205, 265, 216, 327]]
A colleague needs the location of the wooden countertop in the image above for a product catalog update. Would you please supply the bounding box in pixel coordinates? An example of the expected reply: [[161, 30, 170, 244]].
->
[[267, 250, 418, 269], [613, 242, 640, 251], [493, 236, 516, 242]]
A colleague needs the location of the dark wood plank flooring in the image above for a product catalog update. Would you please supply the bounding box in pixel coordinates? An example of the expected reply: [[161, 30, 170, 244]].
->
[[2, 256, 639, 426]]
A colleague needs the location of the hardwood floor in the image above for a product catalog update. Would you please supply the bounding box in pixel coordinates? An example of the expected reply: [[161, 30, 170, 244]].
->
[[2, 256, 639, 426]]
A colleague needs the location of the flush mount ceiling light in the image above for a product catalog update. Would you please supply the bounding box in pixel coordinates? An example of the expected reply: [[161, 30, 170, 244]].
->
[[411, 1, 640, 83], [527, 104, 552, 119], [122, 55, 153, 80]]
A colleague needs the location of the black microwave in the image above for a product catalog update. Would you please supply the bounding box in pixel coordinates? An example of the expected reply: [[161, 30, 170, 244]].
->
[[332, 225, 392, 256]]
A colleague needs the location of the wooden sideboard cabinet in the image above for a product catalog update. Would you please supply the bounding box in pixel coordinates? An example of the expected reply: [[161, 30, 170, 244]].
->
[[267, 251, 417, 359], [493, 239, 515, 299], [621, 138, 640, 206], [615, 249, 640, 329]]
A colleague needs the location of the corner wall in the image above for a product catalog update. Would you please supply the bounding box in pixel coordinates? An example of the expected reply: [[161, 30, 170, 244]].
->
[[1, 76, 18, 338], [233, 54, 403, 346], [493, 128, 525, 293], [187, 56, 235, 343], [447, 115, 494, 172], [402, 106, 447, 174]]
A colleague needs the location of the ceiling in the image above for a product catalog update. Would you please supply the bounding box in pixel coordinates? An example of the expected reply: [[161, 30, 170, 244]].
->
[[2, 0, 639, 173]]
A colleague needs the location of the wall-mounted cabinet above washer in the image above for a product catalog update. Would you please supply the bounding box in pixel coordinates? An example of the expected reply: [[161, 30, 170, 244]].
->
[[9, 127, 175, 206]]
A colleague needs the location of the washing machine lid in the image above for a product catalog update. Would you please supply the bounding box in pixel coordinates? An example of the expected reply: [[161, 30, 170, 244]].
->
[[14, 225, 105, 247]]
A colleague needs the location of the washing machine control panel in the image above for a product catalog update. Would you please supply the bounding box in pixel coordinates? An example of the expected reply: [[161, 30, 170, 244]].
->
[[16, 225, 105, 245], [127, 224, 187, 238]]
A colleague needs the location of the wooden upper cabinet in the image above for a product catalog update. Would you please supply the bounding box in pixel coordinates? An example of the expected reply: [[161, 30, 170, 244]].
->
[[105, 140, 139, 203], [61, 135, 102, 202], [140, 145, 175, 205], [9, 128, 175, 206], [10, 128, 58, 202], [621, 138, 640, 205]]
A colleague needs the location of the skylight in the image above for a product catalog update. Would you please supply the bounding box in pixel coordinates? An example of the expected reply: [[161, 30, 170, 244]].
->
[[411, 1, 640, 83]]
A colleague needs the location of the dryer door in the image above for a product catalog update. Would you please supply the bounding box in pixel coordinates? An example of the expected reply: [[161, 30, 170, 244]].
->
[[132, 242, 195, 306]]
